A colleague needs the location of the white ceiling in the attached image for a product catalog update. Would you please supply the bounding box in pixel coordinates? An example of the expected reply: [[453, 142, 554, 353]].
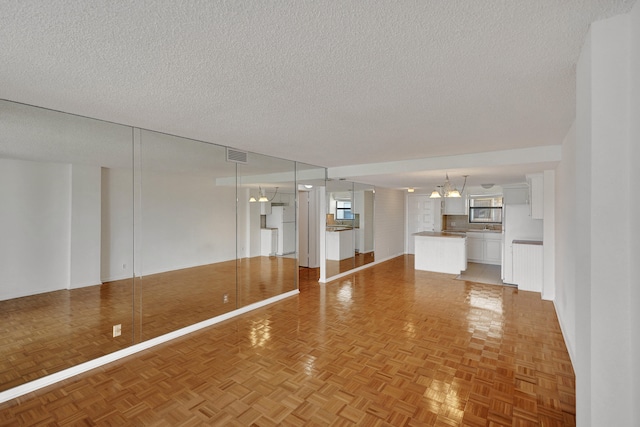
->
[[1, 0, 636, 189]]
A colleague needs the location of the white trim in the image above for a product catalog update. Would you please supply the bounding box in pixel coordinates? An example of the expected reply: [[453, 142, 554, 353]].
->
[[318, 252, 404, 284], [553, 299, 576, 367], [0, 289, 299, 404]]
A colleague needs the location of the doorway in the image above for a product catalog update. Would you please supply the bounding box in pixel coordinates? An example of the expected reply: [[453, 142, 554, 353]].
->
[[406, 194, 440, 254]]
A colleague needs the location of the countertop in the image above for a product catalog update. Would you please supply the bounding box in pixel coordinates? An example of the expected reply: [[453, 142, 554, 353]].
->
[[444, 229, 502, 234], [413, 231, 466, 238], [326, 227, 354, 232], [513, 239, 543, 245]]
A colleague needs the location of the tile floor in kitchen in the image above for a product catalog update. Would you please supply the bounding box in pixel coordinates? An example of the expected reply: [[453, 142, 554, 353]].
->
[[457, 262, 507, 286]]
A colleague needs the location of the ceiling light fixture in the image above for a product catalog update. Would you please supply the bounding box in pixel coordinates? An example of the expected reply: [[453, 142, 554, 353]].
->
[[249, 186, 279, 203], [407, 188, 415, 193], [429, 174, 468, 198]]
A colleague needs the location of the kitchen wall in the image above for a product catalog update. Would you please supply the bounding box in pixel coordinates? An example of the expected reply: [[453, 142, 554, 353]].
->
[[70, 164, 102, 289], [631, 4, 640, 425], [0, 158, 72, 300], [555, 4, 639, 425]]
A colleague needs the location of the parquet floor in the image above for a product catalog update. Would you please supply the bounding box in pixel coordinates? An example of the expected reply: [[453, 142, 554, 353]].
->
[[0, 255, 575, 426]]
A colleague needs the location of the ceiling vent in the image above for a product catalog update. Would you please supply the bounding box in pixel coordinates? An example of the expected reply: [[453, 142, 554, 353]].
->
[[226, 148, 248, 164]]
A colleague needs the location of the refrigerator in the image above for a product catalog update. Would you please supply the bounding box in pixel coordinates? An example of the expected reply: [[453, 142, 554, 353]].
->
[[266, 205, 296, 255], [502, 204, 543, 283]]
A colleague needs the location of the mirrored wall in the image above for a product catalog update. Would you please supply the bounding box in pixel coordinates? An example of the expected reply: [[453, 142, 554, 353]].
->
[[0, 99, 311, 392], [324, 180, 375, 279]]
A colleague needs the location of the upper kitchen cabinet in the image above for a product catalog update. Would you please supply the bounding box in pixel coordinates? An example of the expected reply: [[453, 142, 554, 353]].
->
[[527, 174, 544, 219], [443, 193, 467, 215]]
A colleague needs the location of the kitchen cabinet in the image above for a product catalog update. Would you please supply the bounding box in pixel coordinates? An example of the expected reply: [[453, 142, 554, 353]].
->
[[414, 232, 467, 274], [443, 194, 467, 215], [260, 228, 277, 256], [526, 174, 544, 219], [467, 236, 483, 260], [466, 232, 502, 265], [484, 239, 502, 263], [326, 229, 354, 260]]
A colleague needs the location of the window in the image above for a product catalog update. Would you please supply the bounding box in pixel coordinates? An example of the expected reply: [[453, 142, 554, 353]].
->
[[468, 195, 503, 224], [336, 200, 354, 220]]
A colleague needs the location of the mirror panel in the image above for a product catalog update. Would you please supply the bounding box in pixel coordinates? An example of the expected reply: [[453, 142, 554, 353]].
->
[[296, 163, 326, 271], [0, 100, 134, 391], [136, 130, 237, 342], [237, 154, 297, 307], [325, 180, 356, 277], [323, 180, 375, 281], [353, 183, 375, 268]]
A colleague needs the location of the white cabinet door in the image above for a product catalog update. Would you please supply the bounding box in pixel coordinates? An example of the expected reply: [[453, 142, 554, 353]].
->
[[444, 196, 466, 215], [484, 239, 502, 263], [467, 237, 483, 261]]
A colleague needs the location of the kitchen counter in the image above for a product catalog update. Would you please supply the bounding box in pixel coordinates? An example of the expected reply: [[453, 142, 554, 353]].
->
[[413, 232, 467, 274], [413, 231, 466, 238], [444, 229, 502, 234], [513, 239, 543, 245], [326, 227, 353, 232], [326, 228, 354, 260]]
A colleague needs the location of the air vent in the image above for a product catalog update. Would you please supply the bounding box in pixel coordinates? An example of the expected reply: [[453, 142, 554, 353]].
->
[[226, 148, 248, 164]]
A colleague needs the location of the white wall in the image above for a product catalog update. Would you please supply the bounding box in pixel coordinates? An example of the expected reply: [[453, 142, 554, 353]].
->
[[560, 7, 638, 426], [69, 164, 102, 289], [139, 170, 236, 276], [541, 170, 555, 300], [0, 159, 71, 300], [631, 4, 640, 426], [554, 123, 577, 363], [374, 188, 405, 260], [100, 167, 133, 282]]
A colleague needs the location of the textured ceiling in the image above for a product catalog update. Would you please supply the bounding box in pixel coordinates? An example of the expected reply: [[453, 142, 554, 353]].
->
[[0, 0, 636, 188]]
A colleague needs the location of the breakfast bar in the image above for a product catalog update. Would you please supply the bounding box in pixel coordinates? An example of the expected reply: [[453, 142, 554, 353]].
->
[[413, 231, 467, 274]]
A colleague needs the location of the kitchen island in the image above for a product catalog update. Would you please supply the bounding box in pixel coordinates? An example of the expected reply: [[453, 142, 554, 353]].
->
[[413, 231, 467, 274], [326, 227, 354, 260]]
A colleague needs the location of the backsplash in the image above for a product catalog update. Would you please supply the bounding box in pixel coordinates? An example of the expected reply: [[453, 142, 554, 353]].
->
[[444, 215, 502, 231]]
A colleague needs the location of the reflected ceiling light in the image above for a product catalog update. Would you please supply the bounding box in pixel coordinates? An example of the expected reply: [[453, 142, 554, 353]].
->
[[407, 188, 415, 193], [429, 174, 468, 198], [249, 186, 279, 203], [304, 184, 313, 189]]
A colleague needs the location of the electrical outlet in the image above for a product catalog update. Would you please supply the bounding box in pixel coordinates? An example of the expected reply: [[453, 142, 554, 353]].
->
[[223, 293, 229, 304], [122, 263, 126, 270], [113, 324, 121, 337]]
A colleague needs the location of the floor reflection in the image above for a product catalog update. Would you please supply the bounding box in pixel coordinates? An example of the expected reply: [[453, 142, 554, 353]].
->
[[325, 251, 375, 278], [0, 256, 296, 392]]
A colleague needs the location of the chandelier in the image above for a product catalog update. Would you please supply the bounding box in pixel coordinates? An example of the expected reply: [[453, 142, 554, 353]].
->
[[249, 186, 278, 203], [429, 174, 468, 198]]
